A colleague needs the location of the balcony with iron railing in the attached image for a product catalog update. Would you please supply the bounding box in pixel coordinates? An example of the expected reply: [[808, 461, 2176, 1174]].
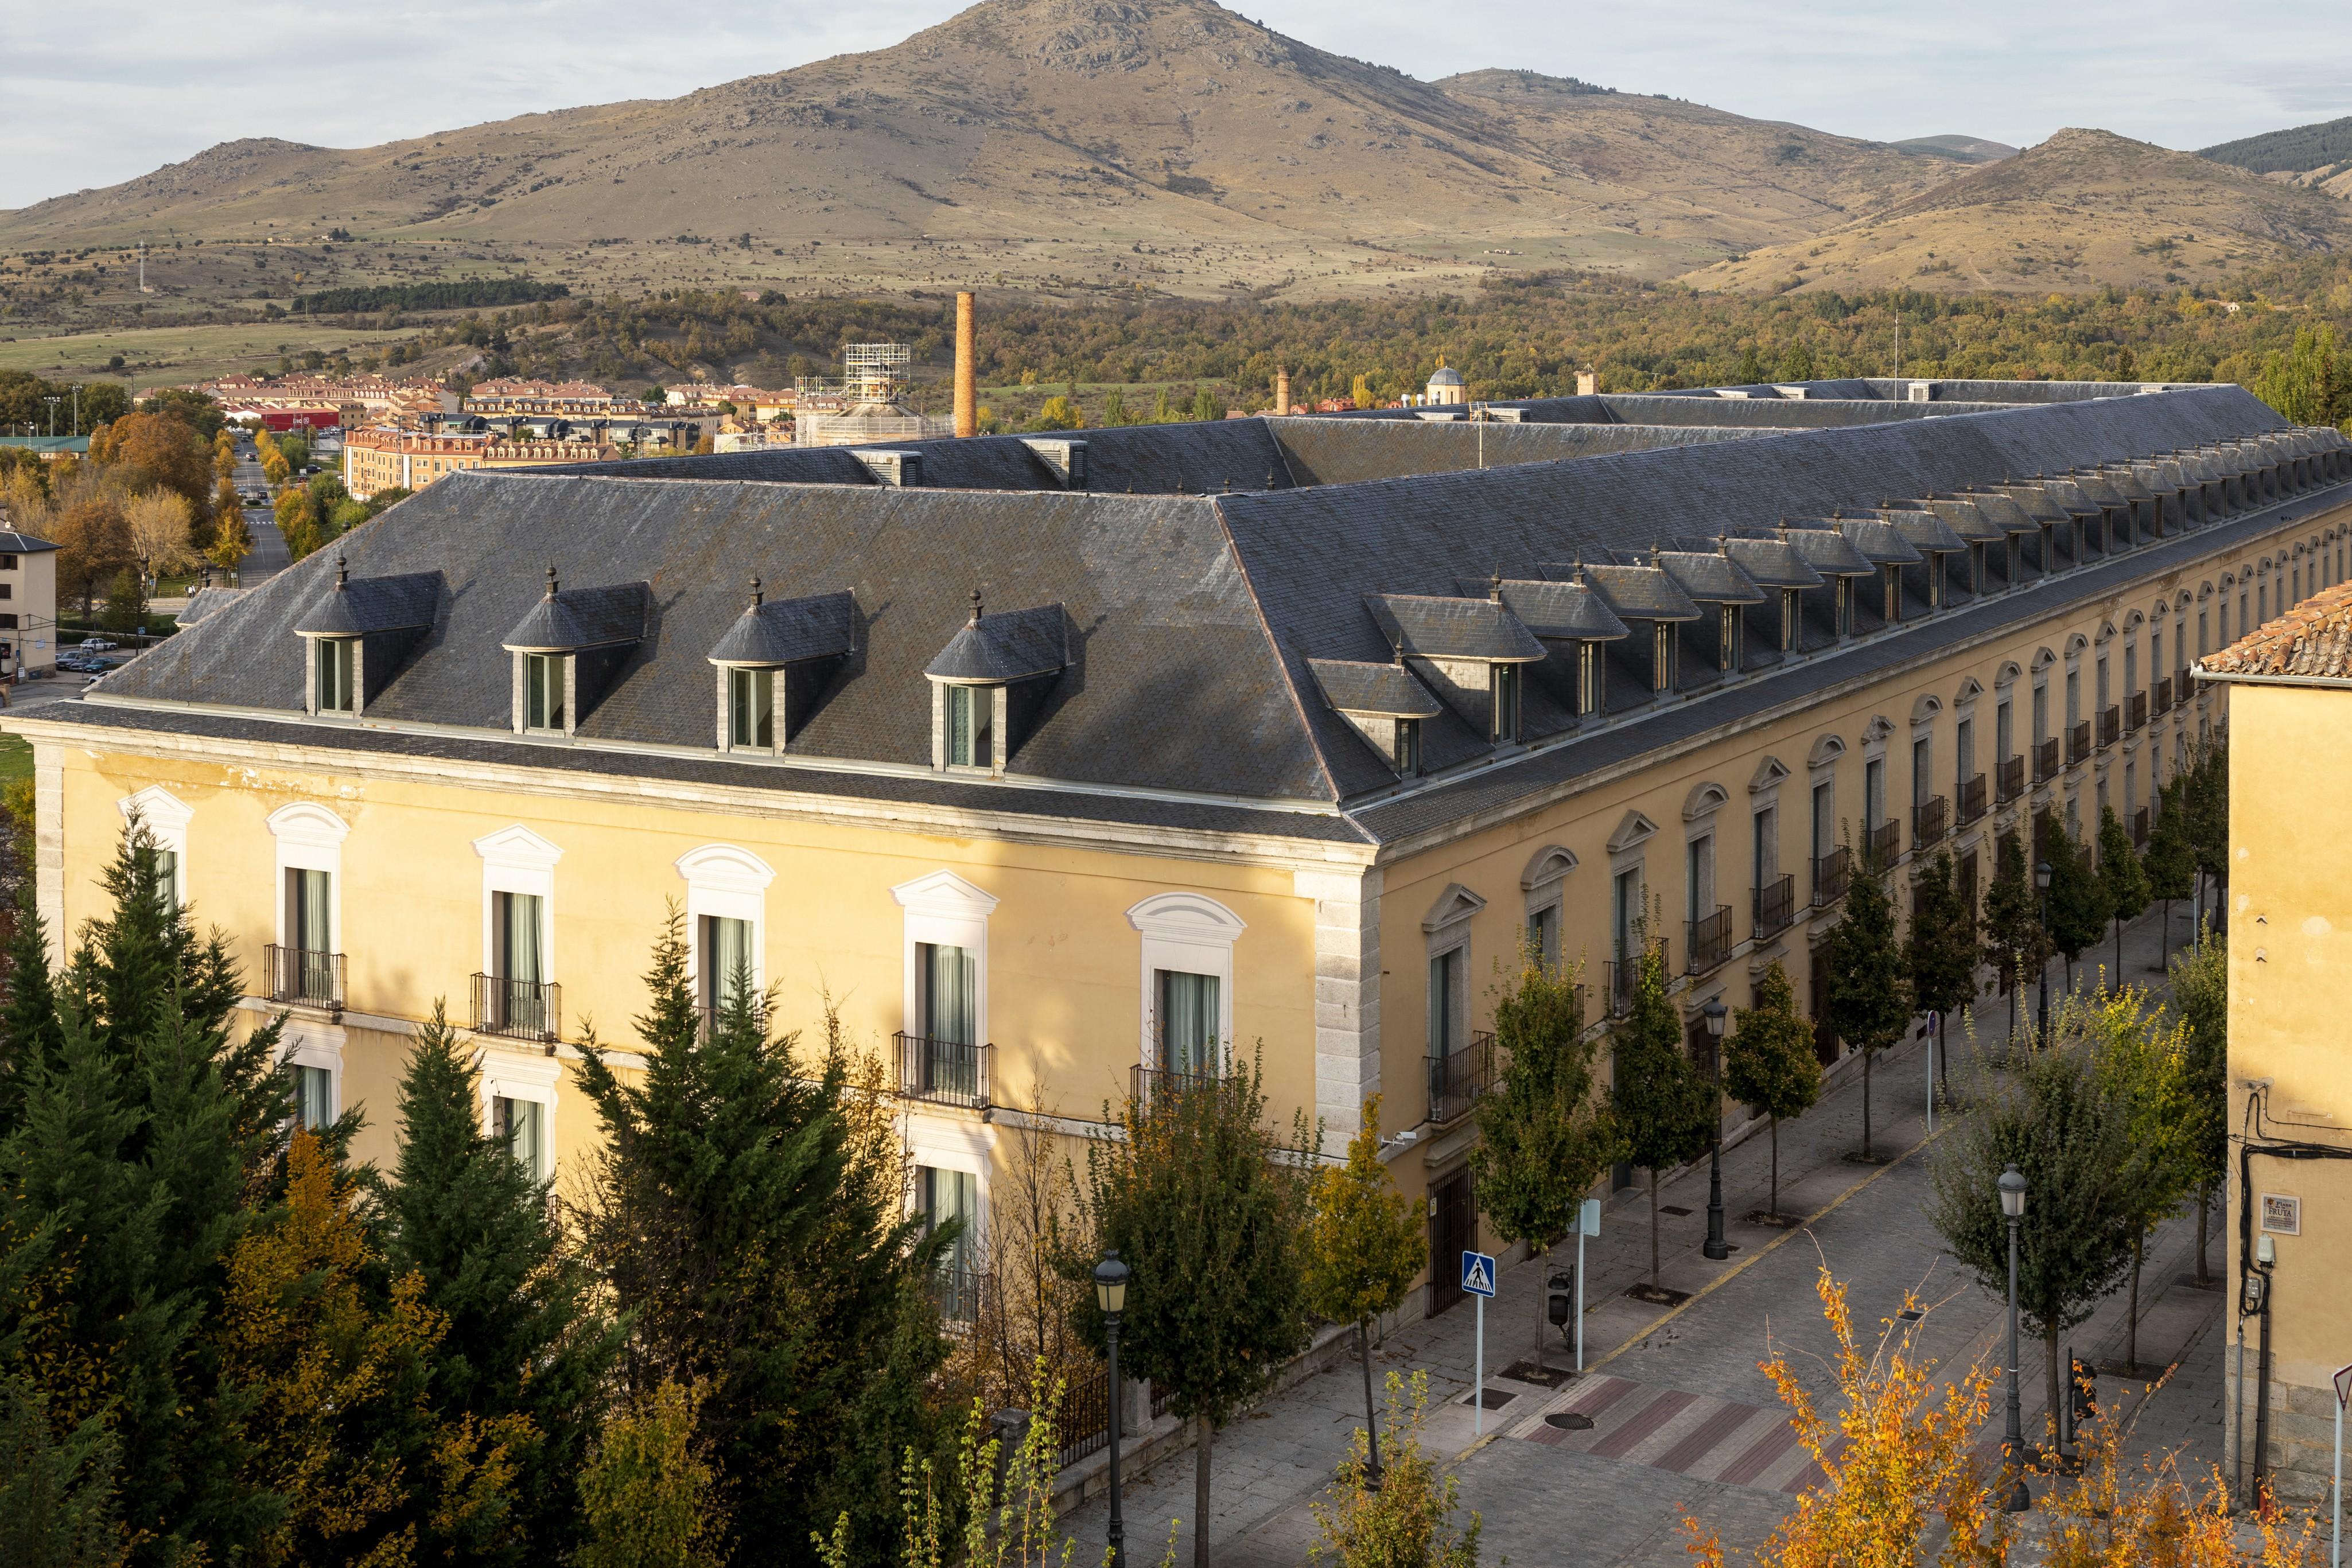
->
[[929, 1266, 982, 1326], [1686, 906, 1733, 974], [1998, 756, 2026, 803], [895, 1032, 993, 1109], [1130, 1060, 1224, 1106], [2035, 737, 2059, 784], [1865, 819, 1902, 871], [2067, 721, 2091, 767], [470, 973, 561, 1043], [1602, 947, 1663, 1016], [1812, 846, 1851, 908], [1752, 874, 1795, 939], [2153, 676, 2172, 715], [1427, 1030, 1497, 1126], [2177, 667, 2192, 705], [1958, 773, 1988, 824], [2133, 807, 2150, 848], [1913, 795, 1948, 850], [2128, 691, 2148, 732], [265, 944, 344, 1012], [2099, 706, 2120, 749]]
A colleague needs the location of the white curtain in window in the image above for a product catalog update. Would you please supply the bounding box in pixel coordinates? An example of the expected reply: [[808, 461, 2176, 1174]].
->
[[707, 916, 755, 1011], [1159, 969, 1221, 1075], [922, 943, 977, 1045]]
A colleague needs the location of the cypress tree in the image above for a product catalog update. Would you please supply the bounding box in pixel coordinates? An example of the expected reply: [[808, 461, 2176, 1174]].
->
[[0, 889, 63, 1137], [2096, 806, 2151, 986], [2169, 933, 2229, 1286], [1821, 860, 1912, 1161], [383, 1001, 617, 1563], [1609, 939, 1712, 1298], [2183, 741, 2230, 930], [574, 909, 948, 1568]]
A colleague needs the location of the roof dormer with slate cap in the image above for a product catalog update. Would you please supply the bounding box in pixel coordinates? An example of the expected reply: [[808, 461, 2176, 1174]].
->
[[924, 592, 1071, 773], [500, 566, 653, 738], [1364, 587, 1545, 744], [292, 555, 442, 719], [1550, 557, 1701, 701], [1678, 532, 1825, 660], [705, 578, 858, 755], [1493, 575, 1631, 722], [1308, 657, 1443, 777], [1646, 543, 1766, 679]]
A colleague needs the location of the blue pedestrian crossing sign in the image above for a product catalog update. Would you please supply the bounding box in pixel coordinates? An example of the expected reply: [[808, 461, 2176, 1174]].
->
[[1461, 1250, 1498, 1298]]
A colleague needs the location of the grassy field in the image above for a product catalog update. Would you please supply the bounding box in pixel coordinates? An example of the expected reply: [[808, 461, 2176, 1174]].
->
[[0, 322, 417, 392], [0, 733, 29, 783]]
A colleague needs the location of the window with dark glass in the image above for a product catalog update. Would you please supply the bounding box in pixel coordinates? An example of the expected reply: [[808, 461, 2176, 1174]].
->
[[1426, 947, 1463, 1059], [1577, 641, 1605, 714], [291, 1065, 334, 1130], [1490, 663, 1521, 741], [918, 940, 981, 1096], [523, 653, 566, 730], [315, 638, 355, 714], [492, 890, 549, 1034], [1527, 904, 1559, 971], [728, 667, 775, 748], [946, 684, 993, 767], [916, 1166, 978, 1318], [1393, 718, 1420, 775]]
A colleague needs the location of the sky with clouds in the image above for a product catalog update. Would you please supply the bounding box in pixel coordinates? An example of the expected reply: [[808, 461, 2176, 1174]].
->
[[5, 0, 2348, 212]]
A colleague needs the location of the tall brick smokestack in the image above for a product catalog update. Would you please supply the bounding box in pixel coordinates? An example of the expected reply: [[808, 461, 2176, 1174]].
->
[[954, 292, 978, 438], [1274, 365, 1289, 417]]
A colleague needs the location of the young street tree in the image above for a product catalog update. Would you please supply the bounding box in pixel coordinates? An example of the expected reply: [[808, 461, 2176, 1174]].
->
[[1080, 1049, 1315, 1567], [1931, 1002, 2141, 1427], [1905, 848, 1978, 1098], [1469, 951, 1617, 1373], [573, 912, 951, 1568], [2096, 806, 2151, 987], [1609, 938, 1713, 1299], [1821, 859, 1912, 1160], [2041, 816, 2112, 993], [2168, 932, 2230, 1286], [2142, 777, 2197, 967], [2086, 989, 2192, 1374], [1305, 1095, 1427, 1488], [1980, 829, 2047, 1048], [2183, 740, 2230, 929], [1724, 962, 1821, 1223]]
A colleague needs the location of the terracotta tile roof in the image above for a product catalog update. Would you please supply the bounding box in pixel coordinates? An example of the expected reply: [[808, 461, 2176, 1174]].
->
[[2202, 578, 2352, 680]]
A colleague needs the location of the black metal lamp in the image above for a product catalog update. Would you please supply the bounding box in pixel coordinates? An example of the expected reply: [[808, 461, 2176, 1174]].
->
[[2034, 859, 2054, 1046], [1999, 1165, 2032, 1511], [1701, 998, 1731, 1261], [1094, 1250, 1130, 1567]]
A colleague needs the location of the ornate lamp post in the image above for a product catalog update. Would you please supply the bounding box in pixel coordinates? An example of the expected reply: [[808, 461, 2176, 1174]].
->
[[2000, 1164, 2032, 1512], [1701, 998, 1731, 1260], [2034, 858, 2055, 1046], [1094, 1250, 1131, 1568]]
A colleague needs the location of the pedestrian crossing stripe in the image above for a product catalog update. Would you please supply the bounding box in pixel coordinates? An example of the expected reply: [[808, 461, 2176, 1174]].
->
[[1461, 1250, 1498, 1297]]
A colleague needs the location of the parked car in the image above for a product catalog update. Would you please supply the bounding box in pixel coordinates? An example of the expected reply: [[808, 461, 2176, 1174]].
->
[[56, 656, 106, 674], [78, 638, 117, 652]]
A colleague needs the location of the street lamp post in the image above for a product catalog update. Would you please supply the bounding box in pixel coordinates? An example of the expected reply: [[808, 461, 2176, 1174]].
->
[[2000, 1164, 2032, 1512], [1094, 1250, 1130, 1568], [2034, 859, 2055, 1046], [1701, 999, 1730, 1260]]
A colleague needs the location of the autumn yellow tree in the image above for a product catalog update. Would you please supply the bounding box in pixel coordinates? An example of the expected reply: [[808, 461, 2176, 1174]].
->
[[1683, 1266, 2010, 1568], [125, 490, 197, 579], [2038, 1398, 2317, 1568]]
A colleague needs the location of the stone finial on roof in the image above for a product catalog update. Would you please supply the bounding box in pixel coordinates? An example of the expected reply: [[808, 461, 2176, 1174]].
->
[[333, 554, 349, 592], [749, 575, 763, 607], [544, 564, 559, 598], [1489, 571, 1503, 603], [969, 588, 983, 625]]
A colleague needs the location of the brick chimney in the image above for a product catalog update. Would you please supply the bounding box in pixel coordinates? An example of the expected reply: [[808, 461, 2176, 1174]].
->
[[954, 291, 978, 439], [1576, 370, 1599, 397], [1274, 365, 1290, 417]]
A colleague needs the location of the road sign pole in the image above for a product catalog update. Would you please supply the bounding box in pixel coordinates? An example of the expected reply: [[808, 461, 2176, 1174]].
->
[[1575, 1225, 1586, 1373], [2333, 1361, 2352, 1568], [1475, 1290, 1485, 1437], [1926, 1013, 1937, 1135]]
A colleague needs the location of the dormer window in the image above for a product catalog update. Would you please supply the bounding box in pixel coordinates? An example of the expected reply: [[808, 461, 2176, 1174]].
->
[[1308, 658, 1441, 780], [706, 579, 857, 756], [523, 653, 567, 732], [501, 565, 652, 739], [946, 683, 993, 767], [1362, 592, 1545, 748], [924, 593, 1070, 775], [1394, 718, 1420, 775], [314, 639, 355, 715], [1490, 663, 1521, 742]]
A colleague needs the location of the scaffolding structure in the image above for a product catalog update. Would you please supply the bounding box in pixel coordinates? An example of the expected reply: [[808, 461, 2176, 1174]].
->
[[842, 343, 912, 402], [795, 342, 951, 448]]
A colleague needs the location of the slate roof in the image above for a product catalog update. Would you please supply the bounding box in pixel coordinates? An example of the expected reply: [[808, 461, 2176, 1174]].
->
[[1494, 578, 1632, 640], [176, 587, 246, 626], [0, 531, 59, 554], [1570, 562, 1704, 622], [77, 380, 2316, 832], [1653, 549, 1766, 605], [502, 576, 651, 653], [1683, 534, 1825, 590], [1308, 659, 1443, 717], [1832, 519, 1926, 566], [1366, 594, 1545, 662], [927, 604, 1070, 683], [707, 588, 858, 667], [1923, 496, 2008, 544], [1883, 509, 1970, 555], [294, 566, 441, 638], [2201, 578, 2352, 680]]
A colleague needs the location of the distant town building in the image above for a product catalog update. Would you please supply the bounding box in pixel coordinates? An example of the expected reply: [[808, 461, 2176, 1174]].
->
[[342, 429, 620, 500], [1424, 361, 1468, 406], [200, 373, 457, 428], [0, 527, 61, 676], [0, 436, 88, 462], [464, 379, 633, 418]]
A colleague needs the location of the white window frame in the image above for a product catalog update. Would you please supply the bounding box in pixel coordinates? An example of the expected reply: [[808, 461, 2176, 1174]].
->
[[892, 869, 997, 1046], [281, 1018, 344, 1126], [474, 824, 562, 982], [478, 1047, 560, 1182], [677, 844, 776, 999], [266, 801, 348, 953], [1126, 892, 1245, 1069], [118, 784, 192, 909], [905, 1116, 993, 1253]]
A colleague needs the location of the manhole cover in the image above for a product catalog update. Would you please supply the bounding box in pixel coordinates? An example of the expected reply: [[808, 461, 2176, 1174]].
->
[[1545, 1413, 1596, 1431]]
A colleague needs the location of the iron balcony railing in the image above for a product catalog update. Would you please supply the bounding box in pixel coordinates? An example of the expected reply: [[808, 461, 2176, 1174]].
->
[[693, 997, 768, 1041], [2176, 667, 2191, 705], [2099, 706, 2120, 749], [1130, 1061, 1224, 1107], [2035, 737, 2060, 783], [1752, 874, 1795, 939], [894, 1032, 992, 1109], [1812, 846, 1851, 909], [2128, 691, 2148, 732], [1602, 950, 1661, 1018], [1913, 796, 1948, 850], [1997, 756, 2026, 803], [2133, 807, 2151, 847], [470, 973, 561, 1043], [2153, 676, 2172, 715], [264, 944, 344, 1011], [1426, 1030, 1497, 1126], [2067, 721, 2091, 767], [1865, 819, 1902, 871], [929, 1266, 982, 1327], [1958, 773, 1988, 825], [1686, 906, 1734, 974]]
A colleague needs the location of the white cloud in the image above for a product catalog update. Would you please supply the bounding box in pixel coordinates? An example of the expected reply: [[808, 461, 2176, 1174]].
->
[[5, 0, 2347, 211]]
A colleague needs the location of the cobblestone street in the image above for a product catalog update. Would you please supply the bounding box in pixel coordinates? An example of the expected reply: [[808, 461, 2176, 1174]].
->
[[1065, 901, 2229, 1566]]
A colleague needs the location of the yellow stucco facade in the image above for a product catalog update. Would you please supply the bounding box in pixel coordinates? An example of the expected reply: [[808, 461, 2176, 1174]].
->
[[20, 495, 2332, 1318]]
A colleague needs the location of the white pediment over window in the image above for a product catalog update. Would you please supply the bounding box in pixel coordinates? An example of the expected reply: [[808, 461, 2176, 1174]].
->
[[1748, 757, 1790, 793], [1606, 810, 1660, 855], [1519, 845, 1578, 893], [1909, 694, 1943, 726], [473, 823, 564, 871], [892, 867, 997, 919], [1861, 715, 1896, 745], [1682, 783, 1730, 822], [119, 785, 193, 834], [1421, 882, 1487, 935], [679, 843, 778, 897], [1807, 734, 1846, 769], [1127, 892, 1246, 941], [266, 800, 349, 848], [1954, 677, 1985, 705]]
